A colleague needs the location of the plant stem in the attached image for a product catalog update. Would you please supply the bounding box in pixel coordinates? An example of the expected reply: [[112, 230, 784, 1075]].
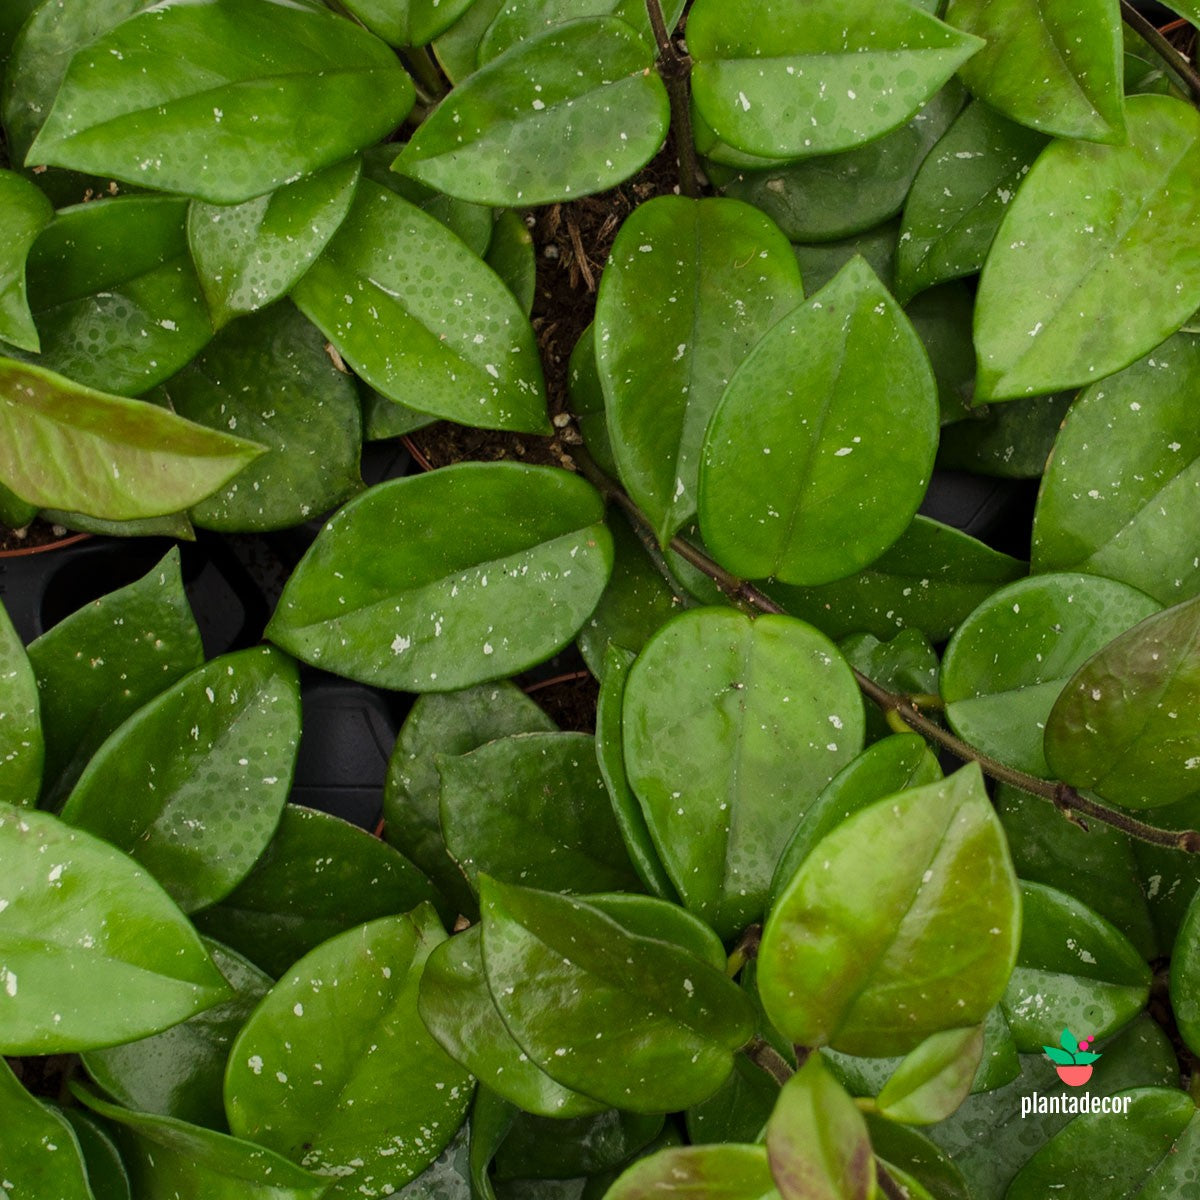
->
[[725, 923, 762, 976], [401, 46, 449, 104], [644, 0, 702, 197], [876, 1162, 913, 1200], [1120, 0, 1200, 105], [743, 1036, 795, 1086]]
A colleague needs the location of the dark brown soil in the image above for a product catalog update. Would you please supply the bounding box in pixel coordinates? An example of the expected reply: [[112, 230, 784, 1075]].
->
[[522, 669, 602, 734], [0, 520, 78, 554]]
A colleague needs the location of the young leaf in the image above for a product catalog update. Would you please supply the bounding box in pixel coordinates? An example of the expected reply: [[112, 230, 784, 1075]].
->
[[0, 598, 42, 807], [595, 194, 803, 545], [339, 0, 475, 47], [59, 646, 301, 913], [291, 181, 548, 433], [699, 256, 939, 585], [0, 1058, 93, 1200], [0, 168, 53, 352], [0, 806, 229, 1054], [758, 764, 1021, 1056], [267, 463, 613, 692], [604, 1143, 781, 1200], [974, 94, 1200, 400], [875, 1026, 984, 1125], [27, 0, 414, 203]]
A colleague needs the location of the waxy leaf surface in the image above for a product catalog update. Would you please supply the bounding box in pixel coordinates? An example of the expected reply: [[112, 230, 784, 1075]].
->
[[875, 1027, 985, 1125], [0, 168, 52, 351], [493, 1105, 663, 1182], [340, 0, 474, 46], [60, 1108, 132, 1200], [1170, 887, 1200, 1056], [0, 1058, 93, 1200], [605, 1143, 780, 1200], [0, 598, 41, 806]]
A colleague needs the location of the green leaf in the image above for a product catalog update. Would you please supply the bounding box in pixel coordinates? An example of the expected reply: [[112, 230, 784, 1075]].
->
[[340, 0, 475, 46], [688, 0, 982, 159], [699, 256, 939, 585], [187, 158, 361, 329], [838, 629, 940, 743], [623, 607, 864, 939], [487, 209, 537, 316], [686, 1055, 781, 1147], [226, 907, 474, 1198], [584, 892, 727, 972], [944, 0, 1125, 142], [0, 598, 41, 807], [604, 1144, 780, 1200], [758, 764, 1021, 1056], [766, 1055, 874, 1200], [493, 1108, 663, 1182], [0, 806, 228, 1054], [59, 646, 301, 912], [569, 323, 620, 478], [896, 100, 1048, 301], [433, 0, 507, 82], [469, 1089, 515, 1200], [193, 804, 439, 978], [27, 546, 204, 807], [0, 168, 53, 352], [292, 181, 547, 433], [28, 0, 414, 203], [864, 1116, 972, 1200], [1171, 886, 1200, 1056], [974, 94, 1200, 401], [594, 194, 804, 544], [1031, 333, 1200, 605], [395, 18, 669, 206], [154, 303, 363, 532], [267, 463, 613, 692], [937, 391, 1073, 479], [1131, 793, 1200, 949], [941, 572, 1160, 777], [479, 876, 756, 1113], [904, 280, 980, 424], [793, 221, 899, 296], [74, 1088, 329, 1200], [875, 1027, 984, 1124], [60, 1108, 133, 1200], [1001, 882, 1150, 1052]]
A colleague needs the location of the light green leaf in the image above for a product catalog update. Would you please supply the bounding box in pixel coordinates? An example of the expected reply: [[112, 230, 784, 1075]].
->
[[340, 0, 475, 46], [875, 1027, 984, 1124], [604, 1144, 780, 1200], [0, 597, 41, 806], [0, 168, 53, 352], [433, 0, 507, 82]]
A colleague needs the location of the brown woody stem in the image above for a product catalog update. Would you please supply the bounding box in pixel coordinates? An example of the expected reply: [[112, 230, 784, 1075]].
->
[[743, 1037, 795, 1086], [1120, 0, 1200, 105], [644, 0, 702, 197]]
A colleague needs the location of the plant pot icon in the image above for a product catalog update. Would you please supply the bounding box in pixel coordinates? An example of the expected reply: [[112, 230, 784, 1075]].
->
[[1055, 1064, 1093, 1087]]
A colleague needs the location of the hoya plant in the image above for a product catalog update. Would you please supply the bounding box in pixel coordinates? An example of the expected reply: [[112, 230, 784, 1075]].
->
[[2, 0, 1200, 1197]]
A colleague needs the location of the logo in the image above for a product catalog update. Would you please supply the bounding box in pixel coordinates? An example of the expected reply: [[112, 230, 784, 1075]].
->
[[1042, 1028, 1100, 1086]]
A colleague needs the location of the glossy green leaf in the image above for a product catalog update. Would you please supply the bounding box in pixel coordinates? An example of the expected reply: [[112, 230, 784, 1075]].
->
[[227, 908, 473, 1198], [395, 18, 669, 206], [569, 323, 620, 479], [0, 1058, 93, 1200], [267, 463, 613, 692], [494, 1108, 663, 1181], [0, 0, 40, 81], [1005, 1088, 1198, 1200], [362, 386, 437, 441], [60, 1108, 133, 1200], [0, 806, 228, 1054], [292, 181, 547, 432], [341, 0, 475, 46], [469, 1089, 514, 1200], [187, 158, 361, 329], [1032, 333, 1200, 604], [700, 256, 939, 585], [487, 209, 537, 316], [60, 646, 301, 912], [759, 764, 1021, 1055], [766, 1055, 874, 1200], [595, 194, 803, 544], [875, 1026, 983, 1124], [0, 598, 41, 807], [623, 607, 864, 938], [793, 221, 899, 295], [688, 0, 982, 159], [940, 572, 1160, 777], [28, 0, 414, 203], [904, 280, 978, 424], [193, 804, 439, 978], [433, 0, 507, 82], [974, 94, 1200, 401], [864, 1116, 972, 1200], [75, 1088, 329, 1200], [0, 168, 52, 352], [27, 546, 204, 807], [945, 0, 1125, 142], [365, 155, 496, 256], [83, 938, 272, 1130], [385, 681, 556, 917], [1170, 886, 1200, 1056], [1045, 596, 1200, 808], [1131, 793, 1200, 949], [937, 391, 1073, 479], [155, 303, 363, 532], [686, 1054, 780, 1147], [584, 892, 727, 972], [839, 629, 939, 743], [1001, 882, 1150, 1052], [604, 1144, 780, 1200], [479, 876, 756, 1113], [896, 100, 1048, 301]]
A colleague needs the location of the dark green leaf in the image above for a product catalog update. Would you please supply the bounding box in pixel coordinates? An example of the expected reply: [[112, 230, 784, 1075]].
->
[[1131, 793, 1200, 949], [0, 597, 41, 806], [0, 167, 53, 352], [838, 629, 939, 743], [267, 463, 613, 691], [604, 1144, 780, 1200], [937, 391, 1073, 479], [362, 386, 437, 441], [487, 209, 537, 316], [60, 1108, 133, 1200], [0, 1058, 93, 1200], [569, 323, 620, 478], [433, 0, 507, 82], [904, 280, 978, 424], [863, 1116, 972, 1200], [686, 1055, 780, 1147], [793, 221, 899, 295], [470, 1090, 514, 1200], [494, 1108, 663, 1181], [1170, 886, 1200, 1056], [875, 1027, 983, 1124], [340, 0, 475, 47]]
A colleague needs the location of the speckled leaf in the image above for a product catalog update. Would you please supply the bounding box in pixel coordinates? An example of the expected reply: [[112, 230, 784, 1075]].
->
[[267, 464, 613, 692], [291, 181, 547, 432], [0, 806, 229, 1054], [0, 1058, 93, 1200], [896, 101, 1048, 301], [487, 209, 537, 315], [840, 628, 940, 742], [27, 0, 414, 203], [974, 95, 1200, 401], [875, 1027, 984, 1125], [395, 18, 669, 206], [699, 257, 939, 585], [27, 546, 204, 808], [945, 0, 1124, 142], [60, 1108, 132, 1200], [938, 391, 1073, 479], [155, 303, 363, 532], [605, 1144, 780, 1200], [765, 515, 1025, 641], [595, 194, 804, 544], [59, 646, 301, 913], [479, 876, 756, 1113], [623, 608, 864, 939], [74, 1088, 329, 1200], [1032, 334, 1200, 605], [584, 893, 727, 972], [362, 387, 437, 441], [940, 573, 1160, 778], [1171, 888, 1200, 1056], [193, 804, 439, 978], [1131, 793, 1200, 951], [0, 599, 41, 807], [0, 168, 52, 352], [766, 1055, 874, 1200], [226, 908, 474, 1197], [688, 0, 982, 159], [340, 0, 475, 46], [758, 765, 1021, 1056], [187, 159, 361, 329], [83, 939, 272, 1130]]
